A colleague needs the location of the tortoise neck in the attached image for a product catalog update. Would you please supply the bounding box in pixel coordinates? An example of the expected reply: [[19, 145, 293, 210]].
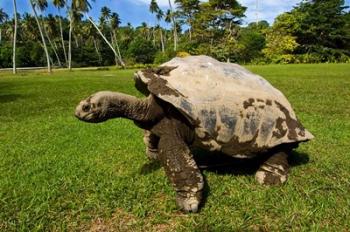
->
[[107, 94, 163, 123]]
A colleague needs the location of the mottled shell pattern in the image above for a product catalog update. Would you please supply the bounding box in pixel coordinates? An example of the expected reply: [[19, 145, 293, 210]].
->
[[135, 55, 314, 156]]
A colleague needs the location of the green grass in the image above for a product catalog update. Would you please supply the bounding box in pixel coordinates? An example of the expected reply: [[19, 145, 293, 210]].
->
[[0, 64, 349, 231]]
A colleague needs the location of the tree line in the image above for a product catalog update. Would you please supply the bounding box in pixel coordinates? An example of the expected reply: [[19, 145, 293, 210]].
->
[[0, 0, 349, 72]]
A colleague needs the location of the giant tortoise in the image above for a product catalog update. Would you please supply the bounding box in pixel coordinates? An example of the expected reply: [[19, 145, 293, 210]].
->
[[75, 55, 313, 213]]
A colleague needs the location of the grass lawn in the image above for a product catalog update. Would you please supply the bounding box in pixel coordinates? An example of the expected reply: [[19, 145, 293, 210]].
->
[[0, 63, 349, 231]]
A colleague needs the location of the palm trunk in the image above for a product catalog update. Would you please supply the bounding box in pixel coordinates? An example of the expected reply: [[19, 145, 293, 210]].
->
[[12, 0, 17, 74], [86, 14, 125, 68], [30, 0, 51, 73], [188, 17, 192, 41], [158, 20, 165, 53], [168, 0, 177, 51], [74, 35, 78, 48], [110, 32, 118, 67], [0, 28, 2, 43], [68, 11, 73, 71], [58, 15, 68, 66], [93, 38, 102, 64], [152, 27, 155, 46], [44, 27, 62, 67], [112, 30, 124, 67]]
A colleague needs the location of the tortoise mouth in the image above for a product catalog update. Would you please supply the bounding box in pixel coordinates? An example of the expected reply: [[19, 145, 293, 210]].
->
[[75, 111, 106, 123]]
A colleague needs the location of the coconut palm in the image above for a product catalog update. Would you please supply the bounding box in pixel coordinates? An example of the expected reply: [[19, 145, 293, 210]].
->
[[100, 6, 111, 21], [86, 13, 124, 67], [167, 0, 177, 51], [21, 13, 38, 40], [0, 8, 9, 44], [110, 12, 124, 67], [150, 0, 165, 53], [29, 0, 51, 73], [44, 14, 62, 67], [67, 0, 93, 70], [53, 0, 68, 66], [98, 7, 124, 66], [139, 22, 150, 40], [12, 0, 18, 74], [149, 0, 159, 46], [83, 22, 102, 64]]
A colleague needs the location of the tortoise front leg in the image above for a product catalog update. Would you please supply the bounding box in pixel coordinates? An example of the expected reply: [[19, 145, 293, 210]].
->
[[255, 151, 289, 185], [158, 132, 204, 213], [143, 130, 159, 160]]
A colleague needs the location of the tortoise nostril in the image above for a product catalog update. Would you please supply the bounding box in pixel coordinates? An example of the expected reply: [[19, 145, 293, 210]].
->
[[82, 104, 91, 112]]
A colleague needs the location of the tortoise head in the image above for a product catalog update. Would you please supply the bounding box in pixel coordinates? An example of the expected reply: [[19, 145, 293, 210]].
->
[[75, 91, 122, 123]]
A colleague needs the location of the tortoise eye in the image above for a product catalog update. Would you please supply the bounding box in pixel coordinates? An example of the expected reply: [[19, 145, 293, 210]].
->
[[82, 104, 91, 112]]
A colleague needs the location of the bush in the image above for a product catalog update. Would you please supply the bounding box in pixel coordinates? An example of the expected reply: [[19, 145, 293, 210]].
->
[[273, 54, 297, 64], [176, 51, 191, 58]]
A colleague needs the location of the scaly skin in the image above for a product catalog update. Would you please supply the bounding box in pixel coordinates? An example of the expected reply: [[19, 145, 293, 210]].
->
[[75, 91, 292, 213], [75, 91, 203, 213]]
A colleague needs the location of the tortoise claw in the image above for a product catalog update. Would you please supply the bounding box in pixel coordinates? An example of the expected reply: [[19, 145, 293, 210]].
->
[[176, 193, 201, 213]]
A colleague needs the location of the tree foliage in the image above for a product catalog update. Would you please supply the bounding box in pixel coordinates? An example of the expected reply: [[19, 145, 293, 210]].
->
[[0, 0, 349, 68]]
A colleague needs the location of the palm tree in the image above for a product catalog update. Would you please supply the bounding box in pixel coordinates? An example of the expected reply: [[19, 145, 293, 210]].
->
[[53, 0, 68, 66], [98, 6, 124, 66], [156, 9, 165, 52], [68, 0, 92, 70], [83, 22, 102, 64], [0, 8, 9, 44], [110, 12, 124, 67], [21, 13, 38, 40], [149, 0, 159, 46], [29, 0, 51, 73], [12, 0, 18, 74], [139, 22, 150, 40], [86, 12, 125, 67], [100, 6, 111, 21], [167, 0, 177, 51], [44, 14, 62, 67]]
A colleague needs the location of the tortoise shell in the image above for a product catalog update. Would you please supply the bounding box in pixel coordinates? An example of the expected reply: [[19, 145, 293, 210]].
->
[[135, 55, 313, 156]]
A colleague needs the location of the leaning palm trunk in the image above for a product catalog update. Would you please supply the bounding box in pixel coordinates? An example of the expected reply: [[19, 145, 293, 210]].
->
[[58, 15, 67, 66], [86, 14, 125, 68], [74, 35, 79, 48], [93, 38, 102, 64], [112, 30, 125, 67], [12, 0, 17, 74], [30, 0, 51, 73], [44, 27, 62, 67]]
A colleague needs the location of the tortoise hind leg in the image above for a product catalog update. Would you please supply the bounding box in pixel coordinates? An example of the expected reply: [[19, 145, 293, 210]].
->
[[255, 150, 289, 185], [143, 130, 159, 161]]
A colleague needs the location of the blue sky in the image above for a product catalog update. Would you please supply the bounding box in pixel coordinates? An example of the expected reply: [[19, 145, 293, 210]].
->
[[1, 0, 349, 27]]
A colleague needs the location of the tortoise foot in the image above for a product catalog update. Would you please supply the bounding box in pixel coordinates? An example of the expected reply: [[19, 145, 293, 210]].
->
[[256, 151, 289, 186], [176, 192, 202, 213], [255, 163, 288, 185]]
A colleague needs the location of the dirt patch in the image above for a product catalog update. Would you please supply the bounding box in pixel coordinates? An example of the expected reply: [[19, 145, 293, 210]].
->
[[141, 66, 183, 97], [141, 66, 177, 79], [148, 77, 184, 97], [88, 209, 138, 232], [85, 207, 184, 232]]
